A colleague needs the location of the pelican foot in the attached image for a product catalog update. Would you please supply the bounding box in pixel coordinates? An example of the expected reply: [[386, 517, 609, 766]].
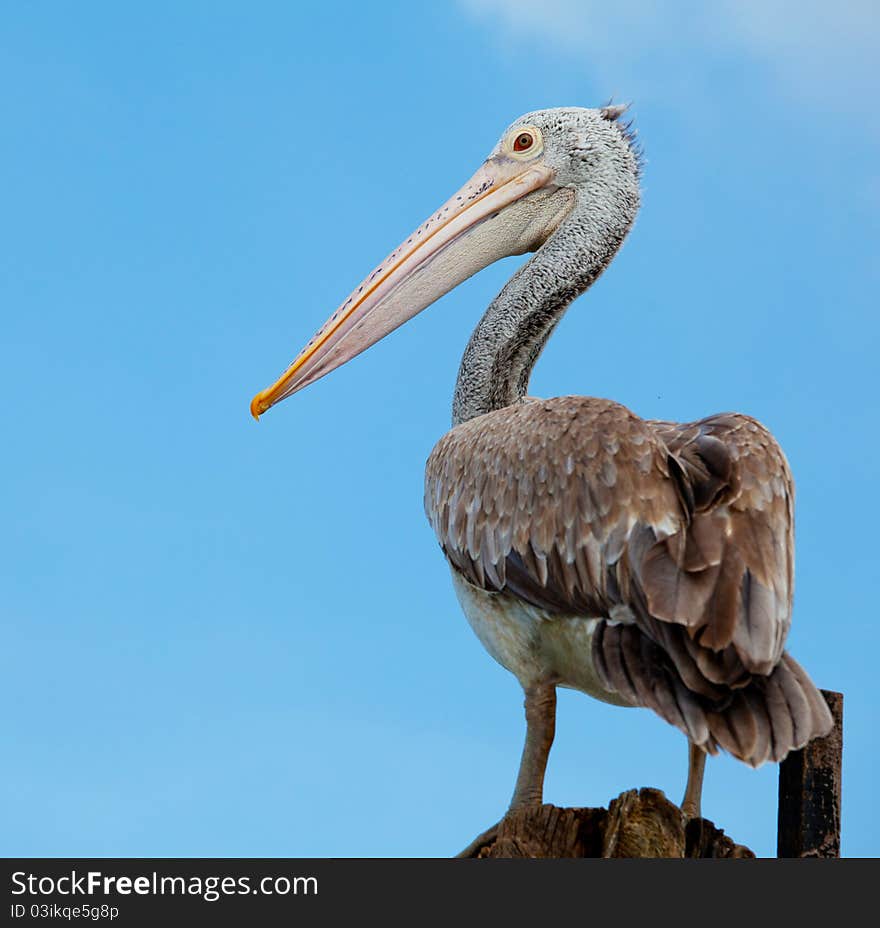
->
[[680, 799, 701, 820], [455, 819, 502, 858]]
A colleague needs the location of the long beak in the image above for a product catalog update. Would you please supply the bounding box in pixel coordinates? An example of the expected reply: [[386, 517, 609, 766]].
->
[[250, 156, 563, 419]]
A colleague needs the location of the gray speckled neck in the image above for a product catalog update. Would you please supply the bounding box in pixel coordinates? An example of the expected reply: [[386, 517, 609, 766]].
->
[[452, 174, 639, 426]]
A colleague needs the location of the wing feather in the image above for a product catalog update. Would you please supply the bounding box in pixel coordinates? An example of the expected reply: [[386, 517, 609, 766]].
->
[[425, 397, 830, 764]]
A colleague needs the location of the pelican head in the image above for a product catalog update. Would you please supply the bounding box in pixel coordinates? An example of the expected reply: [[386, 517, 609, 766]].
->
[[250, 105, 640, 418]]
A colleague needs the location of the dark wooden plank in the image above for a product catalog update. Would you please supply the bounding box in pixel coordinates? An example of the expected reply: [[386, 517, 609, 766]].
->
[[777, 689, 843, 858]]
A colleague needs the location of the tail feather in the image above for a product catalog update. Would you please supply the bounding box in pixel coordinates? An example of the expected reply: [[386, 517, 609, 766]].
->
[[594, 622, 832, 766]]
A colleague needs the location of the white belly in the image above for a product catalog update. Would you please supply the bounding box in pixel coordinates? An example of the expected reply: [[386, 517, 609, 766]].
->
[[450, 569, 634, 707]]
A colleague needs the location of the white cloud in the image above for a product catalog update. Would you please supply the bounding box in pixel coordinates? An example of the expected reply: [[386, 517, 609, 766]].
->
[[458, 0, 879, 127]]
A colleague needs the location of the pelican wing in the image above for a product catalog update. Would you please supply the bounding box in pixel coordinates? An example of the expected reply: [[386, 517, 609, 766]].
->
[[642, 413, 794, 673], [425, 396, 830, 763], [426, 396, 683, 617]]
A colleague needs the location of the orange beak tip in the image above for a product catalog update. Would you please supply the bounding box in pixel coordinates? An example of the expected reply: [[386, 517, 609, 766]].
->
[[249, 395, 266, 421]]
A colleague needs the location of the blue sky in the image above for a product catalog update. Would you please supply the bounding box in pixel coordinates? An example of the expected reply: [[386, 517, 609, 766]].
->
[[2, 2, 877, 857]]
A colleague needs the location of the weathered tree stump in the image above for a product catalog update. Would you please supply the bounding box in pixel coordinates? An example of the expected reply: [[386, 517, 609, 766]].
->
[[460, 788, 754, 858]]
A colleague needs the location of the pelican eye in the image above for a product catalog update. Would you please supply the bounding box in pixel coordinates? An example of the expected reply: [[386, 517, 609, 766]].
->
[[507, 126, 543, 159]]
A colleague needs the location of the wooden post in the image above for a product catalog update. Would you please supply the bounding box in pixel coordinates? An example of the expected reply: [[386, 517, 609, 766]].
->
[[777, 689, 843, 858]]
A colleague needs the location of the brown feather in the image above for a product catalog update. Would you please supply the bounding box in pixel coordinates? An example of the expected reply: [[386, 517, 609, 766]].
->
[[425, 396, 826, 765]]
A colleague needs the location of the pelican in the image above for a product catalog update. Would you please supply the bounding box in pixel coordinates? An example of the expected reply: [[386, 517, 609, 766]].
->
[[250, 106, 832, 834]]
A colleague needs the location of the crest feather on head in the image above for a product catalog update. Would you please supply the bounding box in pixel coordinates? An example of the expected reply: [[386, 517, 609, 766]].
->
[[600, 101, 643, 175]]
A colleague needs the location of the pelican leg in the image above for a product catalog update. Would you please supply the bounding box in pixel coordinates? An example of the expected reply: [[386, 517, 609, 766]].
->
[[510, 681, 557, 810], [681, 740, 706, 819], [454, 681, 557, 857]]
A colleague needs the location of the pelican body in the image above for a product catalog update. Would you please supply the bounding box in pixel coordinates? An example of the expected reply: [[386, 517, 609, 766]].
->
[[251, 106, 831, 824]]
